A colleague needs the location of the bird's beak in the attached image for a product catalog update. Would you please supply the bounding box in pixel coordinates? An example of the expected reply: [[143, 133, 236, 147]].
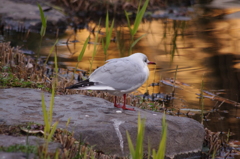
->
[[147, 61, 156, 65]]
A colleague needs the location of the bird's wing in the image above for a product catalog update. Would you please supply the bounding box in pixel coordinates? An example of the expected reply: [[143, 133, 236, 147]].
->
[[65, 79, 94, 89], [89, 58, 148, 91], [65, 79, 116, 90]]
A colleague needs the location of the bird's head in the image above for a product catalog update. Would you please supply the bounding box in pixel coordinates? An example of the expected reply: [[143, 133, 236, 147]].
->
[[130, 53, 156, 65]]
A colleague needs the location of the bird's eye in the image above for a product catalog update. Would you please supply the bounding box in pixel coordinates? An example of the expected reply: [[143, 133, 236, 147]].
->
[[144, 58, 147, 63]]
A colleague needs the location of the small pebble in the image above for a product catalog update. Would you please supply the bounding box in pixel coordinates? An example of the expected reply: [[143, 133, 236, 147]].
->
[[116, 110, 122, 113]]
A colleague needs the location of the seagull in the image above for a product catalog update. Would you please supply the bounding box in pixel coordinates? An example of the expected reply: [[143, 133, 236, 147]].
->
[[65, 53, 155, 111]]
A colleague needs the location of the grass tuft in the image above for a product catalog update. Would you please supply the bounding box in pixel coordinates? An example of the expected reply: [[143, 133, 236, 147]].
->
[[127, 112, 167, 159], [102, 12, 114, 60], [125, 0, 149, 54]]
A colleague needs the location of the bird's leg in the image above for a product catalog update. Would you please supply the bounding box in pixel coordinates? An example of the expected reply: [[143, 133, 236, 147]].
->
[[114, 95, 135, 110], [121, 94, 135, 111], [114, 96, 122, 108]]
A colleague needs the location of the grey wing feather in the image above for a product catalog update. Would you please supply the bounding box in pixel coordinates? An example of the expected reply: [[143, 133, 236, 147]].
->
[[89, 59, 147, 91]]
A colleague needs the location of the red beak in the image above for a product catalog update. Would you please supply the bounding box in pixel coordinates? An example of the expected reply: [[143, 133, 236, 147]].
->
[[147, 61, 156, 65]]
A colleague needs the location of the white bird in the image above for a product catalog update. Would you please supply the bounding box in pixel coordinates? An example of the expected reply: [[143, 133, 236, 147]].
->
[[65, 53, 155, 110]]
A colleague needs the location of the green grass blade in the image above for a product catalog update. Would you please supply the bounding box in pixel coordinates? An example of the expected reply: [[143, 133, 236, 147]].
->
[[102, 39, 105, 53], [152, 149, 156, 158], [130, 34, 146, 49], [78, 36, 89, 62], [89, 21, 100, 73], [105, 18, 114, 50], [126, 131, 135, 158], [48, 49, 58, 125], [83, 148, 88, 159], [156, 112, 167, 159], [44, 39, 59, 65], [103, 12, 114, 60], [171, 65, 178, 95], [148, 139, 151, 159], [126, 113, 146, 159], [41, 93, 49, 133], [136, 0, 142, 13], [135, 114, 145, 159], [38, 4, 47, 27], [54, 149, 59, 159], [54, 43, 59, 75], [105, 12, 109, 34], [40, 26, 46, 38], [47, 121, 58, 142], [132, 0, 149, 35], [66, 118, 71, 127], [38, 4, 47, 37], [107, 18, 114, 45], [49, 81, 55, 125], [124, 10, 132, 35], [74, 36, 89, 77], [92, 32, 99, 59], [199, 73, 205, 124]]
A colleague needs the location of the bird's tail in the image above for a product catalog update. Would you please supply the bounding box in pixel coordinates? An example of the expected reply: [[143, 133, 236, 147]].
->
[[65, 79, 95, 89]]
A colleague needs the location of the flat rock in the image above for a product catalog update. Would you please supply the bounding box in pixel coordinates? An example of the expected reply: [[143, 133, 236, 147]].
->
[[0, 88, 204, 158], [0, 0, 66, 31], [0, 135, 61, 152], [0, 152, 35, 159], [0, 134, 61, 159]]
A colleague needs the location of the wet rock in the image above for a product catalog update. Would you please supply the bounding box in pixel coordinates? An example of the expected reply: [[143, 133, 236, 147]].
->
[[0, 134, 61, 159], [0, 0, 67, 33], [0, 88, 204, 158], [0, 135, 61, 152], [0, 152, 35, 159]]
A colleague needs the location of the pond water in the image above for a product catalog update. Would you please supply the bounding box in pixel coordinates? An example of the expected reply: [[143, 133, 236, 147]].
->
[[1, 0, 240, 157]]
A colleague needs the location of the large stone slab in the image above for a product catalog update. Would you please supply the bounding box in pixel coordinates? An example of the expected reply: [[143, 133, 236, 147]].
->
[[0, 152, 35, 159], [0, 88, 204, 158], [0, 135, 61, 152]]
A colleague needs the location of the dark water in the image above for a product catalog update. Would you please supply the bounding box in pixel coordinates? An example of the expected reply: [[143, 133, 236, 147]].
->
[[1, 0, 240, 157]]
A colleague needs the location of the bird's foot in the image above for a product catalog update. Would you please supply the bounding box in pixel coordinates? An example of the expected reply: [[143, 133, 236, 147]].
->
[[114, 104, 135, 111], [122, 106, 135, 111], [114, 104, 122, 108]]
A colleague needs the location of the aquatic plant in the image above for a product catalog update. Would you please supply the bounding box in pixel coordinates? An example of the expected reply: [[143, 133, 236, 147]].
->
[[74, 36, 89, 77], [170, 65, 178, 107], [89, 22, 100, 74], [102, 12, 114, 60], [199, 73, 205, 124], [125, 0, 149, 54], [37, 4, 47, 58], [44, 39, 59, 66], [38, 4, 47, 38], [115, 28, 126, 57]]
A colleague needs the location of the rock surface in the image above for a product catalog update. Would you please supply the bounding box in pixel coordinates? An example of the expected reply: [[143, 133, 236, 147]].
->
[[0, 88, 204, 158], [0, 152, 35, 159], [0, 135, 61, 151], [0, 134, 61, 159], [0, 0, 66, 31]]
